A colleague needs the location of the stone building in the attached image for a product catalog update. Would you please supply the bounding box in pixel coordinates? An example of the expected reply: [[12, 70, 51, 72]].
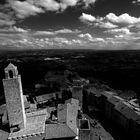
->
[[2, 63, 26, 132], [70, 86, 83, 110], [79, 119, 90, 140], [1, 64, 79, 140], [57, 98, 79, 135]]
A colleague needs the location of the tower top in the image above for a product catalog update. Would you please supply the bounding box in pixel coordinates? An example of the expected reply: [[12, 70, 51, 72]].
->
[[5, 63, 17, 71], [4, 63, 19, 79]]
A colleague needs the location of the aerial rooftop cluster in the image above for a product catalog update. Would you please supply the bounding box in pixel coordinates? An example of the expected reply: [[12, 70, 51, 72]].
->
[[0, 63, 139, 140], [0, 63, 90, 140]]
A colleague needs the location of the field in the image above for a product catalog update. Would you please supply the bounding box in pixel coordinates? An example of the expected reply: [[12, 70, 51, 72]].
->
[[0, 49, 140, 101]]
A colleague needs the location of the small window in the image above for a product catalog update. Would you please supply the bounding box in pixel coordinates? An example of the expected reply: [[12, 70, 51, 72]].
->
[[9, 70, 13, 78]]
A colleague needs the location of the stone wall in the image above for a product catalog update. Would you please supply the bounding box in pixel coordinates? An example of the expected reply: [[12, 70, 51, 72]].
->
[[3, 75, 26, 130]]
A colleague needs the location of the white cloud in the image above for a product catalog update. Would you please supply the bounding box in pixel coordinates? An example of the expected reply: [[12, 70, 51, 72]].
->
[[55, 29, 80, 34], [12, 26, 28, 33], [83, 0, 96, 7], [129, 22, 140, 29], [7, 0, 97, 19], [104, 28, 131, 35], [78, 33, 105, 42], [102, 30, 140, 49], [114, 35, 124, 39], [78, 33, 93, 41], [0, 26, 28, 33], [35, 0, 60, 11], [79, 13, 118, 29], [0, 19, 15, 26], [106, 13, 140, 25], [0, 30, 139, 50], [95, 22, 118, 29], [0, 8, 16, 27], [38, 0, 97, 11], [79, 12, 140, 30], [34, 29, 80, 36], [0, 12, 16, 26], [92, 38, 104, 42], [114, 32, 140, 42], [34, 31, 55, 36], [60, 0, 79, 6], [19, 39, 28, 43], [9, 0, 44, 19], [71, 39, 82, 44], [79, 13, 96, 23], [132, 0, 140, 4], [39, 37, 84, 48], [53, 37, 71, 45]]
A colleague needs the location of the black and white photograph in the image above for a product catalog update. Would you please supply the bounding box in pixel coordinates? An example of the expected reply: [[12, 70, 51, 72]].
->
[[0, 0, 140, 140]]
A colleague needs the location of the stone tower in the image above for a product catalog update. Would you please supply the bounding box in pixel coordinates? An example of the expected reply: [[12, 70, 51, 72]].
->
[[3, 63, 26, 131], [71, 86, 83, 110], [79, 119, 90, 140]]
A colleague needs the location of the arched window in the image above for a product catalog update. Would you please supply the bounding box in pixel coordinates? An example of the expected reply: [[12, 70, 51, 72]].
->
[[9, 70, 13, 78]]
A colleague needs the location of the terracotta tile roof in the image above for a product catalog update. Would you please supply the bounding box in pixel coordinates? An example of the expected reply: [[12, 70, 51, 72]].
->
[[108, 96, 122, 106], [90, 88, 102, 96], [115, 102, 140, 122], [45, 123, 76, 139], [101, 91, 114, 99], [36, 93, 57, 103], [36, 94, 52, 103]]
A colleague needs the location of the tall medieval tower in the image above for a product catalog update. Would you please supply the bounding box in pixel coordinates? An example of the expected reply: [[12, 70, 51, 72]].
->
[[3, 63, 26, 131], [71, 86, 83, 110]]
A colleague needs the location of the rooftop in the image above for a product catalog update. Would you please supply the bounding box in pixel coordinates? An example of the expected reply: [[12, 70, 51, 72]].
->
[[4, 63, 17, 70], [35, 92, 60, 103], [101, 91, 115, 99], [65, 98, 79, 105], [8, 109, 48, 140], [36, 94, 53, 103], [108, 96, 122, 106], [115, 102, 140, 122], [45, 123, 76, 139]]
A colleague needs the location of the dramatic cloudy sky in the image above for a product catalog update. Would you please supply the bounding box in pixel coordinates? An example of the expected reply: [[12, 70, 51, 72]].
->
[[0, 0, 140, 50]]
